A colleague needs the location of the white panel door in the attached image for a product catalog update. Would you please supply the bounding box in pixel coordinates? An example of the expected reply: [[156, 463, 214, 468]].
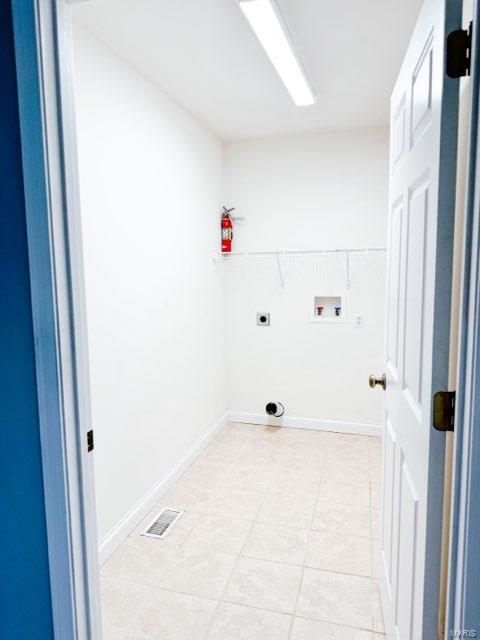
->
[[380, 0, 460, 638]]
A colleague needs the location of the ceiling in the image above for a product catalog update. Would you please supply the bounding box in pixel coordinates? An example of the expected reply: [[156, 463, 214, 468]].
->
[[72, 0, 423, 141]]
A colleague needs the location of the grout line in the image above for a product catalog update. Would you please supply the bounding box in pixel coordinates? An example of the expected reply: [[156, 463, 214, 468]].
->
[[161, 431, 255, 631], [292, 613, 379, 635], [198, 426, 335, 635], [103, 575, 378, 636], [199, 441, 273, 640], [286, 446, 326, 640], [160, 534, 381, 578], [102, 574, 221, 604]]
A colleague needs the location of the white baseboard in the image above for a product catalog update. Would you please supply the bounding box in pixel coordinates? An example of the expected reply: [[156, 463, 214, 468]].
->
[[98, 412, 228, 565], [228, 411, 383, 437]]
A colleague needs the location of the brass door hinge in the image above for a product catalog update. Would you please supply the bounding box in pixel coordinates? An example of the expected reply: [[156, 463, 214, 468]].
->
[[433, 391, 455, 432]]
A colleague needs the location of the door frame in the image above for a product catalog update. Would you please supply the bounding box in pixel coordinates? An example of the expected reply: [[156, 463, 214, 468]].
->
[[11, 0, 101, 637], [446, 1, 480, 635], [9, 0, 480, 638]]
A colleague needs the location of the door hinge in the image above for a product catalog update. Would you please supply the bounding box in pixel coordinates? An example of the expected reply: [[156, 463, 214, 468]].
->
[[87, 429, 94, 452], [446, 22, 473, 78], [433, 391, 455, 432]]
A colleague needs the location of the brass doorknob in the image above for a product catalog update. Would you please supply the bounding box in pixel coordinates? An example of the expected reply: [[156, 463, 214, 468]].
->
[[369, 373, 386, 390]]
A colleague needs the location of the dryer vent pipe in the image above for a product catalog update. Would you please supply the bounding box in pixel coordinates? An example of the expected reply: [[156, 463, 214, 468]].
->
[[266, 402, 285, 417]]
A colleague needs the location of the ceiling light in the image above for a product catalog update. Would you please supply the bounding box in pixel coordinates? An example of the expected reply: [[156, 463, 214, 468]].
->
[[237, 0, 316, 106]]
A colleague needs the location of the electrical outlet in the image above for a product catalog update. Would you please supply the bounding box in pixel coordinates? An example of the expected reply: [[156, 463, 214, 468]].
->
[[353, 316, 364, 328], [257, 313, 270, 326]]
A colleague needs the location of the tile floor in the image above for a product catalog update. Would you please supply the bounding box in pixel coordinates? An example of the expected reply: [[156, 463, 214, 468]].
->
[[100, 422, 385, 640]]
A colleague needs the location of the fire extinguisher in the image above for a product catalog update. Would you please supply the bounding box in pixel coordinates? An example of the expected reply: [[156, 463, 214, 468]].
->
[[221, 206, 235, 253]]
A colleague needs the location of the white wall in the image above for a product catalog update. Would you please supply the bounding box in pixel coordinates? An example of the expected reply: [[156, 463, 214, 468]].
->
[[223, 130, 388, 427], [73, 26, 227, 542], [223, 129, 389, 252]]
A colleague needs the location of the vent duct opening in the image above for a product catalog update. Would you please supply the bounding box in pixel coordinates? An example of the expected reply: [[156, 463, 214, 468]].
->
[[266, 402, 285, 417]]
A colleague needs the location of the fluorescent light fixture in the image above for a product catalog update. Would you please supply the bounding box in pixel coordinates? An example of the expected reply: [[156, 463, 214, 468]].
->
[[237, 0, 316, 106]]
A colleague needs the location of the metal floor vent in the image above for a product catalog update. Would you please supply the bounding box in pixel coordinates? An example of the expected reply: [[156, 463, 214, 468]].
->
[[141, 508, 184, 539]]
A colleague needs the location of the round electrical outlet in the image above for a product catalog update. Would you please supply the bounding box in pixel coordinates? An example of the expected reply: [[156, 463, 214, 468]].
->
[[256, 313, 270, 326]]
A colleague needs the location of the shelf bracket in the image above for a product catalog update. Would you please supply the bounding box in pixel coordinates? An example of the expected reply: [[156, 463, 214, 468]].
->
[[346, 252, 351, 290], [276, 253, 286, 289]]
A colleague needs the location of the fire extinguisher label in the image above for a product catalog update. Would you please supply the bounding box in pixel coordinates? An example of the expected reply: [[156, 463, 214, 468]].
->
[[221, 211, 233, 252]]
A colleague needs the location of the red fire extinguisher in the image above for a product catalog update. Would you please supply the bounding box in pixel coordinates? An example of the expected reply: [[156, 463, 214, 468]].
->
[[221, 206, 235, 253]]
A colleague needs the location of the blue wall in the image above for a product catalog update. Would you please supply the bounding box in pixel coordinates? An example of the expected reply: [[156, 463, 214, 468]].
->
[[0, 1, 54, 637]]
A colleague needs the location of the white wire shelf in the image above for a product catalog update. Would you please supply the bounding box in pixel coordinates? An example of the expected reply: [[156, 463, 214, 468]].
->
[[214, 247, 386, 258], [213, 247, 387, 290]]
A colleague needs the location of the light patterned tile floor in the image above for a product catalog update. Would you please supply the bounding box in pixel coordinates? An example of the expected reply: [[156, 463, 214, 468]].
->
[[100, 423, 386, 640]]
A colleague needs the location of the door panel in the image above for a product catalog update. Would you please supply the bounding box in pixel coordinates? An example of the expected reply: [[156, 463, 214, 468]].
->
[[403, 176, 429, 407], [410, 34, 433, 146], [381, 0, 460, 638], [387, 200, 404, 372], [393, 97, 407, 167], [395, 460, 419, 639]]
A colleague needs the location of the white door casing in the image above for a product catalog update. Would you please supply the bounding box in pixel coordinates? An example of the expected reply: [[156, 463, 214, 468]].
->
[[12, 0, 103, 637], [381, 0, 460, 639]]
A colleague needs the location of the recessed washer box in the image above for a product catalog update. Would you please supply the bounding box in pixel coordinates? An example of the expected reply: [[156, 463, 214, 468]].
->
[[311, 295, 346, 324]]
